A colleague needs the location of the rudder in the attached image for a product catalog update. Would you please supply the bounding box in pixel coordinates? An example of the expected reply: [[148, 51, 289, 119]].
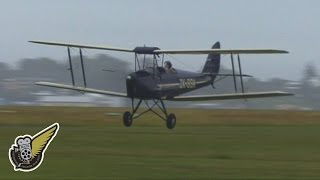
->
[[202, 41, 221, 79]]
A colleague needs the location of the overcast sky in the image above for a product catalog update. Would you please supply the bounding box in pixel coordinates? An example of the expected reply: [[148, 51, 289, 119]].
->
[[0, 0, 319, 80]]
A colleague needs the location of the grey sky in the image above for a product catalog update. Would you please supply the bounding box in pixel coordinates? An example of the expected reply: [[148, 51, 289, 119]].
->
[[1, 0, 319, 80]]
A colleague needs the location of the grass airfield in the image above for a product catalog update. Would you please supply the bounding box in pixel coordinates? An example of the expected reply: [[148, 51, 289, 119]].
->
[[1, 106, 320, 179]]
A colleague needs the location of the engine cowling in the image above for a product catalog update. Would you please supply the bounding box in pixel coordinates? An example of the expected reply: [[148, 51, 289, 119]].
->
[[126, 75, 135, 98]]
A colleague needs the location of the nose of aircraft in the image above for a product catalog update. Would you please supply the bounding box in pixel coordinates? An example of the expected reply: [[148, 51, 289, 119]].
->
[[126, 75, 135, 98]]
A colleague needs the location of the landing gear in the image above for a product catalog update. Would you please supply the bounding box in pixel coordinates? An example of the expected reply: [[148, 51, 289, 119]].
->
[[123, 111, 132, 127], [123, 98, 176, 129], [166, 113, 176, 129]]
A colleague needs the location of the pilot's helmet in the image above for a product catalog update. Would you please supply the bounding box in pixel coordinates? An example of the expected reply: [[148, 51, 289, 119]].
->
[[164, 61, 172, 69]]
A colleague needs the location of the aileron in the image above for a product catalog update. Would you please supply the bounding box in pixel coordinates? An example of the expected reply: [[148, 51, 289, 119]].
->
[[155, 49, 289, 55], [36, 81, 127, 98], [29, 40, 134, 53]]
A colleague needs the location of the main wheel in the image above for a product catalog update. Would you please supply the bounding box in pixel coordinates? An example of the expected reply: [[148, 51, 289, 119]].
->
[[123, 111, 132, 127], [166, 113, 176, 129]]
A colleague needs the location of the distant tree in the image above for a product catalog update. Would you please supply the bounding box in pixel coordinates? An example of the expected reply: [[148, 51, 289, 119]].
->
[[0, 62, 11, 79], [302, 62, 318, 82], [0, 62, 8, 71]]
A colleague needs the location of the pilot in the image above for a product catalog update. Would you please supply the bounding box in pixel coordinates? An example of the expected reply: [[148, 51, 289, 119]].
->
[[164, 61, 176, 74]]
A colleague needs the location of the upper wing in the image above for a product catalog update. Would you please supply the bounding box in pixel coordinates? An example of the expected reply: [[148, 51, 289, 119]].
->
[[30, 40, 288, 55], [36, 81, 127, 97], [154, 49, 289, 55], [29, 40, 134, 53], [167, 91, 293, 101], [31, 123, 59, 158]]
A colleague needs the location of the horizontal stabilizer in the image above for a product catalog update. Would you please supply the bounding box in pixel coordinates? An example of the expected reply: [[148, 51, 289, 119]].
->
[[29, 40, 134, 53], [35, 81, 127, 97], [203, 73, 253, 77], [168, 91, 293, 101]]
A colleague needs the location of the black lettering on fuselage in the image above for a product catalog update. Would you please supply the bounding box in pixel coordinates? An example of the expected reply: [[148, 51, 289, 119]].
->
[[179, 79, 196, 89]]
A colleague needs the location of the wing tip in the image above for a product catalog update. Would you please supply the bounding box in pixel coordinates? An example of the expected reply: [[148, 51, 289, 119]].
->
[[35, 81, 44, 85], [274, 91, 294, 96], [29, 40, 42, 44], [278, 50, 289, 54]]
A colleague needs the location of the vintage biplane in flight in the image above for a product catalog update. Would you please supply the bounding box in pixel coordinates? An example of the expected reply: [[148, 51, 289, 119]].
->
[[30, 40, 292, 129]]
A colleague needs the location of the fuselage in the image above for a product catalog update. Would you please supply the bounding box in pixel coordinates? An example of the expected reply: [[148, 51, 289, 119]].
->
[[126, 67, 213, 99]]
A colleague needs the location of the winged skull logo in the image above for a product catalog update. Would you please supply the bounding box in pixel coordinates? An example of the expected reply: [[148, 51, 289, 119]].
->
[[8, 123, 59, 172]]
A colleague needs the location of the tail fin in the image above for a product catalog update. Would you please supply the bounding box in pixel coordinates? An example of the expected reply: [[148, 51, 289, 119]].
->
[[201, 42, 221, 81]]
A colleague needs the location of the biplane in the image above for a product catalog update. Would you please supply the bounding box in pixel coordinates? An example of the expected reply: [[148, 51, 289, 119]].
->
[[29, 40, 292, 129]]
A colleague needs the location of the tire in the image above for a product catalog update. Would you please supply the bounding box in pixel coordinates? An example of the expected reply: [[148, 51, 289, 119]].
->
[[166, 113, 176, 129], [123, 111, 132, 127]]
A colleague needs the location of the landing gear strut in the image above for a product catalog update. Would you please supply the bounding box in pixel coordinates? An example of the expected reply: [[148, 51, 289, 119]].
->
[[122, 98, 176, 129]]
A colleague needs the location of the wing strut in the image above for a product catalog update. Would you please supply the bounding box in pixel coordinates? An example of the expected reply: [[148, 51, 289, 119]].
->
[[230, 54, 238, 93], [237, 54, 245, 93], [79, 49, 87, 88], [67, 47, 75, 86], [230, 54, 246, 94], [66, 47, 87, 88]]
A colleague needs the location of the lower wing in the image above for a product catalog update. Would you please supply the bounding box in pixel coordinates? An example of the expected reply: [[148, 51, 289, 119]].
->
[[167, 91, 293, 101], [36, 81, 127, 97], [36, 82, 293, 101]]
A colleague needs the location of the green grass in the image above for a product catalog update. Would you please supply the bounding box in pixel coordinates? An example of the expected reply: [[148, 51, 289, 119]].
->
[[1, 106, 320, 179]]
